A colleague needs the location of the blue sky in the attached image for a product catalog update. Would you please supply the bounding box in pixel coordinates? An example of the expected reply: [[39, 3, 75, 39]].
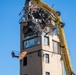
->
[[0, 0, 76, 75]]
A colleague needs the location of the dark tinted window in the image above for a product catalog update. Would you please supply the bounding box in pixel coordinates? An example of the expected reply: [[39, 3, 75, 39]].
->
[[45, 54, 49, 63], [46, 72, 50, 75], [24, 37, 40, 48], [23, 57, 27, 66]]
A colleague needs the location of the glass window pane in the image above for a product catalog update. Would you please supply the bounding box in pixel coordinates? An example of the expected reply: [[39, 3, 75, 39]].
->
[[24, 41, 29, 48], [44, 37, 49, 45], [35, 37, 40, 45], [45, 54, 49, 63], [46, 72, 50, 75], [24, 37, 40, 48], [24, 41, 30, 48], [53, 40, 61, 54], [30, 39, 35, 47], [53, 41, 58, 53], [24, 41, 27, 48]]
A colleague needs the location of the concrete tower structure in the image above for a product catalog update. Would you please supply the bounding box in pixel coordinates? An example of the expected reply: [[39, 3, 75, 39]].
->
[[19, 0, 63, 75]]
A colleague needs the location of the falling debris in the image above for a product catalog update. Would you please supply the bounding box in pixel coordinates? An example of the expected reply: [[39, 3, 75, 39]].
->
[[18, 51, 27, 60]]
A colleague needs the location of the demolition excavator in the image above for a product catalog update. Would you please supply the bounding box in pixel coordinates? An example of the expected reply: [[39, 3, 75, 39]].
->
[[30, 0, 75, 75], [11, 0, 75, 75]]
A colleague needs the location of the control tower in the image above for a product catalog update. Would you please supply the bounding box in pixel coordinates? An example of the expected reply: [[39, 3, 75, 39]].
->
[[19, 0, 63, 75]]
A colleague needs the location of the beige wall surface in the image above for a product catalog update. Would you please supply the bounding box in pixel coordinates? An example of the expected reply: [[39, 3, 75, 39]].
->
[[20, 23, 63, 75], [42, 51, 63, 75]]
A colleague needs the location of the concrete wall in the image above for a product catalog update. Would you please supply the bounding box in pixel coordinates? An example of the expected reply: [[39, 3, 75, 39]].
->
[[21, 52, 42, 75], [20, 22, 63, 75], [20, 22, 42, 75], [42, 51, 63, 75], [41, 35, 63, 75]]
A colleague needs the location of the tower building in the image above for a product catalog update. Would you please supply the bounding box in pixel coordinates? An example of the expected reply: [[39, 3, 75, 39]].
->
[[19, 0, 63, 75]]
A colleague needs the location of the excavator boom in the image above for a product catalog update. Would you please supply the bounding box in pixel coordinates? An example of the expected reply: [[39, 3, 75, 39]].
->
[[32, 0, 74, 75]]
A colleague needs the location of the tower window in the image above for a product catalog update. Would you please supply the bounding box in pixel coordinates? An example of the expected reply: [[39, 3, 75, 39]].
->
[[44, 37, 49, 45], [46, 72, 50, 75], [53, 40, 61, 54], [45, 54, 49, 63], [23, 57, 27, 66], [38, 50, 42, 57], [24, 37, 40, 48]]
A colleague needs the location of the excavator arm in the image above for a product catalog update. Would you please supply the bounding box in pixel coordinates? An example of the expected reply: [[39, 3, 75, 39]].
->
[[32, 0, 75, 75]]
